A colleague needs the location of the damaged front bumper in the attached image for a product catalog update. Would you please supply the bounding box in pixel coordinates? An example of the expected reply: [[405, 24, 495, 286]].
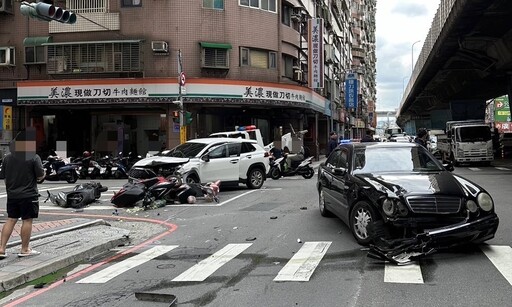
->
[[368, 213, 499, 265]]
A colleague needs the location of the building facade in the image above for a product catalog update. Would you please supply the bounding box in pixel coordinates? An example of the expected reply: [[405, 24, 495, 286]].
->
[[0, 0, 376, 158]]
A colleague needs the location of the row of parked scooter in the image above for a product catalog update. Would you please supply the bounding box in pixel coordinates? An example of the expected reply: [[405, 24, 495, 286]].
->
[[38, 151, 142, 183]]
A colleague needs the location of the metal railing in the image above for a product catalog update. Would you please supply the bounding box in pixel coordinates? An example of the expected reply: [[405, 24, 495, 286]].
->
[[66, 0, 108, 13]]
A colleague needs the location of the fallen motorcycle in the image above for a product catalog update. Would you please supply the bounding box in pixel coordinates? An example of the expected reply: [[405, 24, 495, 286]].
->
[[44, 181, 108, 209]]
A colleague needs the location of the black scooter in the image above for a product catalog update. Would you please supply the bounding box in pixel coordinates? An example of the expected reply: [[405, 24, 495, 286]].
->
[[38, 156, 79, 184], [44, 182, 108, 209]]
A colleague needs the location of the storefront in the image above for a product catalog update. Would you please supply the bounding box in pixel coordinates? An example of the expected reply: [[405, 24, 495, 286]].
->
[[17, 78, 330, 158]]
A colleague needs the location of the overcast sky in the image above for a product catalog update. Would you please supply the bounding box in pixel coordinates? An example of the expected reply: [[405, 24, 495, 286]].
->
[[375, 0, 441, 112]]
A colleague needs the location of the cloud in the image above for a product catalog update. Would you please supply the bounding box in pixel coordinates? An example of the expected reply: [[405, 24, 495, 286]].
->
[[375, 0, 440, 111]]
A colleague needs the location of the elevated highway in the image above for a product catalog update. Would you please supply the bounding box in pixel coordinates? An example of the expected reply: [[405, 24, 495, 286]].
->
[[397, 0, 512, 134]]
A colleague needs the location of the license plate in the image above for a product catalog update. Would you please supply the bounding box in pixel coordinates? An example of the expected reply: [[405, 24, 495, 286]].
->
[[111, 167, 117, 171]]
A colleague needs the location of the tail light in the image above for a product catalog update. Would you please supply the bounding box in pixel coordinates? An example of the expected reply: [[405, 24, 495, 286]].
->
[[264, 152, 270, 157]]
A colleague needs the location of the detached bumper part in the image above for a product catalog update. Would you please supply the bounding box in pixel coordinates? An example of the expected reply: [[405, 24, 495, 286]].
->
[[368, 214, 499, 265]]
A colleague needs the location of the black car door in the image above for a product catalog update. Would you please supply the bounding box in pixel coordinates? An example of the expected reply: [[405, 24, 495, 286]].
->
[[319, 149, 348, 216], [329, 147, 350, 217]]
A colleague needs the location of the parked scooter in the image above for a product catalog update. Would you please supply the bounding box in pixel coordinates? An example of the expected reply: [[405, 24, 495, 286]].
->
[[269, 155, 315, 179], [38, 156, 80, 184], [44, 181, 108, 209]]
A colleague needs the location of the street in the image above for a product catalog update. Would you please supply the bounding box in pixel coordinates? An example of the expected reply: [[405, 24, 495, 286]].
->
[[1, 163, 512, 307]]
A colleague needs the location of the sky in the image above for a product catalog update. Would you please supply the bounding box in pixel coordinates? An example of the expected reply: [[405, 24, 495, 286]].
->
[[375, 0, 441, 112]]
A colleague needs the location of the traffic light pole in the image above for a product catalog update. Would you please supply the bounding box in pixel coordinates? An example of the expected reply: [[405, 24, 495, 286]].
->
[[177, 49, 184, 128]]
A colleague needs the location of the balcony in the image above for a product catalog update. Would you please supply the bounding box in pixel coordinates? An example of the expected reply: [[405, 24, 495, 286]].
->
[[49, 0, 119, 33], [45, 40, 143, 74]]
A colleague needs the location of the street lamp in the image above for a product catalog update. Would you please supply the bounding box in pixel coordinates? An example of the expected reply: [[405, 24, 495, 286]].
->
[[411, 40, 421, 75]]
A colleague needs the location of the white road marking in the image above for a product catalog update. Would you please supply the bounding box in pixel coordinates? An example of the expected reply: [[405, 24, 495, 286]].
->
[[384, 262, 424, 284], [0, 186, 75, 199], [39, 205, 115, 210], [77, 245, 178, 283], [495, 167, 510, 171], [481, 245, 512, 286], [273, 241, 331, 282], [172, 243, 252, 282], [468, 168, 481, 171]]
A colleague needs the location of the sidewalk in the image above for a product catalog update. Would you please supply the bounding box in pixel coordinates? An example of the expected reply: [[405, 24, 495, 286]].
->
[[0, 218, 131, 292]]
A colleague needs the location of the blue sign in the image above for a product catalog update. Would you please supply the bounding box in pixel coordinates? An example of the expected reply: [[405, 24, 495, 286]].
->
[[345, 78, 358, 109]]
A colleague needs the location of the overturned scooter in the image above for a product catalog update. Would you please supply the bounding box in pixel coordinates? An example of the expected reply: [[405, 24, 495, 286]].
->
[[44, 182, 108, 209]]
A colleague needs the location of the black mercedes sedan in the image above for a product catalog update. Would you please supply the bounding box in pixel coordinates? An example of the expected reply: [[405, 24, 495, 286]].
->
[[317, 142, 499, 255]]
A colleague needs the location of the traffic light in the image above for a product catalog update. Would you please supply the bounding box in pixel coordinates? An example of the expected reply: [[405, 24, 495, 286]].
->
[[172, 110, 180, 124], [185, 111, 193, 125], [20, 1, 77, 24]]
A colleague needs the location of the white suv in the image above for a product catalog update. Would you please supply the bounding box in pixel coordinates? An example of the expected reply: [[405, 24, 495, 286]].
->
[[130, 138, 270, 189]]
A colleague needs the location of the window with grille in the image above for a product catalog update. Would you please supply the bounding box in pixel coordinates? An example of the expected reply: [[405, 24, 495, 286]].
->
[[239, 0, 276, 12], [46, 41, 142, 74], [66, 0, 108, 13], [202, 48, 229, 69], [122, 0, 142, 7], [203, 0, 223, 10]]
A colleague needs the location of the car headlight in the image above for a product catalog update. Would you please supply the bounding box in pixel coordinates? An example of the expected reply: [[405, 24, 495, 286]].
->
[[382, 199, 396, 217], [465, 200, 478, 213], [477, 193, 493, 212], [396, 201, 409, 217]]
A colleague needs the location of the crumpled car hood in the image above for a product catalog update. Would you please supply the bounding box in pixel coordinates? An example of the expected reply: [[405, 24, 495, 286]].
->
[[133, 156, 190, 167], [356, 172, 469, 197]]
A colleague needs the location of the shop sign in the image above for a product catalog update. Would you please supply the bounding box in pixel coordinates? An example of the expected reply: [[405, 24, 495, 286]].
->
[[307, 18, 324, 89], [494, 95, 510, 122], [47, 85, 149, 99], [242, 86, 306, 103], [2, 106, 12, 130]]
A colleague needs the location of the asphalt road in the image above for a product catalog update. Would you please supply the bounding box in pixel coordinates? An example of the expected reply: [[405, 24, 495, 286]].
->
[[1, 164, 512, 307]]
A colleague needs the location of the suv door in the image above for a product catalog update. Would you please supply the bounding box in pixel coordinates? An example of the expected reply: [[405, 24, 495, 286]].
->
[[199, 144, 239, 183], [238, 142, 262, 179]]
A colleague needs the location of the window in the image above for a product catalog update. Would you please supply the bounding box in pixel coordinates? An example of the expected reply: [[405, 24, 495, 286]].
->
[[209, 145, 228, 159], [122, 0, 141, 7], [240, 47, 277, 69], [239, 0, 276, 13], [25, 46, 45, 64], [203, 0, 224, 9], [201, 42, 231, 69], [0, 47, 15, 65], [283, 54, 296, 79], [282, 5, 291, 26], [68, 0, 109, 13]]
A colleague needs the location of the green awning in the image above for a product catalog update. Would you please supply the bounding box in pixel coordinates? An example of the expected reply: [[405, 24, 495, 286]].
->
[[23, 36, 53, 46], [199, 42, 232, 49]]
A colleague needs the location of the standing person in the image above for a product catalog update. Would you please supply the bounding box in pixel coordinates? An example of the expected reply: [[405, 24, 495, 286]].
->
[[414, 128, 429, 148], [0, 129, 45, 259], [327, 131, 338, 157], [361, 130, 375, 142]]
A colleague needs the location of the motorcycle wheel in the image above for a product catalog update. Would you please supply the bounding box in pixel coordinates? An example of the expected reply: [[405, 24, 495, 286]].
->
[[68, 194, 84, 209], [302, 167, 315, 179], [66, 172, 78, 183], [270, 167, 281, 180]]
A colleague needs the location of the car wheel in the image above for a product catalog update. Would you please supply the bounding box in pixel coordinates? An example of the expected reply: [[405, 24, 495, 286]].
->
[[66, 172, 78, 183], [302, 167, 315, 179], [247, 167, 264, 189], [270, 167, 280, 180], [349, 201, 377, 245], [186, 175, 199, 184], [319, 189, 333, 217]]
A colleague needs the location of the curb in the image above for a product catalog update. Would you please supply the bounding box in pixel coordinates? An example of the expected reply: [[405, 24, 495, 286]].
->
[[6, 219, 109, 248], [0, 226, 130, 292]]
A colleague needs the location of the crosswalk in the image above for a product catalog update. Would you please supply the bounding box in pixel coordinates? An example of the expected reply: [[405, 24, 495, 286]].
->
[[74, 242, 512, 286]]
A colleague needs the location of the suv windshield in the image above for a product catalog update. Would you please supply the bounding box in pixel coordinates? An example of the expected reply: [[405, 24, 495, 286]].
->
[[158, 142, 208, 158]]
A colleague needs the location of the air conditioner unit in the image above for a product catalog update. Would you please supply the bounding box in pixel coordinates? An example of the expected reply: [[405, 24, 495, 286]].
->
[[0, 46, 15, 66], [325, 44, 335, 63], [0, 0, 14, 14], [151, 41, 169, 54]]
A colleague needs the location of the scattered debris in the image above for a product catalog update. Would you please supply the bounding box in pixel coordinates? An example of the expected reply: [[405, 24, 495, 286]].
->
[[270, 216, 278, 219], [134, 292, 177, 305], [233, 227, 238, 230], [300, 207, 307, 210], [246, 237, 257, 241], [34, 283, 45, 289], [297, 238, 302, 243], [112, 209, 119, 216], [73, 209, 84, 213]]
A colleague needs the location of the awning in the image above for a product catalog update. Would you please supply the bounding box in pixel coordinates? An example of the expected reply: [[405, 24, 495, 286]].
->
[[284, 0, 303, 8], [23, 36, 53, 46], [199, 42, 232, 49]]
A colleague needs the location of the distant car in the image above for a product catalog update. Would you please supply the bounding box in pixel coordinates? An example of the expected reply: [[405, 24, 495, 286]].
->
[[317, 142, 499, 250], [389, 133, 411, 142], [130, 138, 270, 189]]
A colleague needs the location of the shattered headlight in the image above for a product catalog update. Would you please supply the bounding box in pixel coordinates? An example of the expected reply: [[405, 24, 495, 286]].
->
[[477, 193, 493, 212], [382, 199, 396, 217]]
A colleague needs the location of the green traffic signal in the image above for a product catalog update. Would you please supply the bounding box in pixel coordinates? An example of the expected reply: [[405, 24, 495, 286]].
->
[[185, 111, 193, 125]]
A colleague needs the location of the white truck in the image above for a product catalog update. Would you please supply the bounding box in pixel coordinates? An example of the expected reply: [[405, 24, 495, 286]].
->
[[437, 120, 493, 166], [209, 125, 268, 150]]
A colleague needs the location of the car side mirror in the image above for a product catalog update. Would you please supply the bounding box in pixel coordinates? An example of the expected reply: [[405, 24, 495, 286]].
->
[[333, 167, 347, 176], [201, 155, 210, 162], [443, 161, 454, 172]]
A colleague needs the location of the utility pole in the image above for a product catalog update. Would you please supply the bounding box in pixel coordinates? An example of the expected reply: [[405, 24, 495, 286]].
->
[[176, 49, 186, 144]]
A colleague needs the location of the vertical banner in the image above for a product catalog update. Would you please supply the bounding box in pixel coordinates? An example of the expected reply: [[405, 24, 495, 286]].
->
[[494, 95, 511, 133], [345, 73, 358, 109], [308, 18, 324, 89], [3, 106, 12, 131]]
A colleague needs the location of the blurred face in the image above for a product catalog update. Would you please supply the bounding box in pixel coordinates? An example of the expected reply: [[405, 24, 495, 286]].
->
[[14, 140, 36, 152]]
